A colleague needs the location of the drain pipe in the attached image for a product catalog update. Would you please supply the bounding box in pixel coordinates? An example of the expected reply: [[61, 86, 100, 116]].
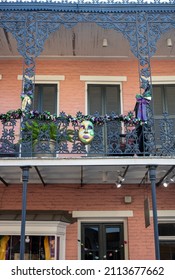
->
[[149, 165, 160, 260], [20, 166, 30, 260]]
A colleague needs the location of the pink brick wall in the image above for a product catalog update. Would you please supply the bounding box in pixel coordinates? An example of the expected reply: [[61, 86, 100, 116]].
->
[[2, 59, 175, 115], [0, 59, 175, 260], [0, 183, 174, 259]]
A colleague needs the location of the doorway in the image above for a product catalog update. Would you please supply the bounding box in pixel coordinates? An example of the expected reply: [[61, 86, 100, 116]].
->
[[81, 223, 124, 260]]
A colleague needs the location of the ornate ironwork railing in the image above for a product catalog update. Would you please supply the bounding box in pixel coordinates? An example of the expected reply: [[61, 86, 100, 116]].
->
[[0, 111, 175, 158]]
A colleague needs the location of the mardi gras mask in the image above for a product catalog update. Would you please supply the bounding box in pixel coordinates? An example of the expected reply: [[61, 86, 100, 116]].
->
[[78, 120, 94, 145]]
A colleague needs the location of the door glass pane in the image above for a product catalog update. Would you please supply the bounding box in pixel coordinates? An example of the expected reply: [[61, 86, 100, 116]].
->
[[166, 86, 175, 115], [42, 85, 57, 113], [152, 85, 163, 115], [33, 85, 39, 110], [105, 225, 122, 260], [88, 85, 121, 155], [81, 223, 124, 260], [88, 86, 102, 114], [105, 86, 120, 114], [82, 226, 99, 260], [160, 241, 175, 260], [152, 84, 175, 116], [34, 84, 57, 114], [159, 223, 175, 236], [88, 85, 120, 115]]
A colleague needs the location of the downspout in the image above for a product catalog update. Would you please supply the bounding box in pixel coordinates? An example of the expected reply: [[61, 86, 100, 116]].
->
[[149, 165, 160, 260], [20, 166, 30, 260]]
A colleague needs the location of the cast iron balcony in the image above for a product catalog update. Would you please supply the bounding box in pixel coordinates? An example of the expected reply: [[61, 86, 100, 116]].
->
[[0, 111, 175, 158]]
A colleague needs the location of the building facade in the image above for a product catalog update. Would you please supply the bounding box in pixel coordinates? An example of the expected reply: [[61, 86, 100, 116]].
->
[[0, 0, 175, 260]]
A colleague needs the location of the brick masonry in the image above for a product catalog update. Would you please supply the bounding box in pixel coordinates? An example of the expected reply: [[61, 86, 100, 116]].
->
[[0, 59, 175, 259]]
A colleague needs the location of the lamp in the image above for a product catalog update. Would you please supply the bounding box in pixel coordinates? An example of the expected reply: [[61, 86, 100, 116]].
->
[[167, 38, 173, 47], [102, 38, 108, 47], [115, 181, 122, 188], [114, 167, 128, 188], [118, 175, 125, 182], [163, 181, 169, 187], [170, 174, 175, 182]]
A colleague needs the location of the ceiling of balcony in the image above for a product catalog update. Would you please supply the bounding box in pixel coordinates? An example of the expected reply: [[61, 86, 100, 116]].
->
[[0, 23, 175, 59], [0, 159, 174, 187]]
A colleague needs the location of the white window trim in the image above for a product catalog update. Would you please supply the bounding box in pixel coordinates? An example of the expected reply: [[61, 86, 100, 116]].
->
[[17, 75, 65, 115], [0, 74, 2, 80], [80, 76, 127, 82], [73, 210, 133, 218], [73, 210, 132, 260], [152, 76, 175, 84], [17, 75, 65, 81], [150, 210, 175, 219], [0, 220, 68, 260], [80, 76, 126, 115], [156, 211, 175, 242]]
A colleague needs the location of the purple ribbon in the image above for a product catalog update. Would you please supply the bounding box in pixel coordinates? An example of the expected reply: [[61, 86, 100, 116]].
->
[[136, 96, 150, 121]]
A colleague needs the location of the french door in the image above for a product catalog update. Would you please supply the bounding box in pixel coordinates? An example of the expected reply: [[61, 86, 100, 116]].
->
[[87, 84, 121, 154], [152, 84, 175, 146], [81, 223, 124, 260], [34, 84, 57, 114]]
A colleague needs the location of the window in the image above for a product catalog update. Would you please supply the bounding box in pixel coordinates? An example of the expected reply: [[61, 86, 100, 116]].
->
[[159, 223, 175, 260], [88, 84, 121, 115], [0, 235, 58, 260], [152, 85, 175, 145], [152, 85, 175, 117], [33, 84, 57, 114], [0, 219, 67, 260], [81, 223, 124, 260], [87, 84, 121, 154]]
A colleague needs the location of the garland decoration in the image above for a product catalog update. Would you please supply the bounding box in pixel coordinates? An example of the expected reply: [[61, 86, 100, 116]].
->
[[0, 109, 145, 126], [0, 78, 152, 125]]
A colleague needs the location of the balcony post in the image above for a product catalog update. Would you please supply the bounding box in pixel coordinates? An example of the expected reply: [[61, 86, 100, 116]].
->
[[20, 166, 30, 260], [149, 165, 160, 260]]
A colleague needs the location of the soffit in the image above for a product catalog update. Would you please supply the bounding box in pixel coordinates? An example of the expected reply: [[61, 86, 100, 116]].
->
[[0, 23, 175, 60], [0, 163, 173, 187]]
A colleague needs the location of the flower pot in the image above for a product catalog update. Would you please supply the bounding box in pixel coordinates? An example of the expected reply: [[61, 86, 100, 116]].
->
[[33, 139, 56, 157]]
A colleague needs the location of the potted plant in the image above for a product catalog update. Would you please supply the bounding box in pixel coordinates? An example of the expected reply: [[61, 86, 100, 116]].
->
[[21, 119, 74, 156]]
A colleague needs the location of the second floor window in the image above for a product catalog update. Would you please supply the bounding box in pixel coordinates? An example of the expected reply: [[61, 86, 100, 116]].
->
[[152, 84, 175, 118], [87, 84, 121, 154], [87, 84, 121, 115], [151, 84, 175, 145], [33, 84, 57, 114]]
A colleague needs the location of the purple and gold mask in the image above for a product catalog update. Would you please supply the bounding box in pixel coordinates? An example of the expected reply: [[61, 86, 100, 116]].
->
[[78, 120, 94, 145]]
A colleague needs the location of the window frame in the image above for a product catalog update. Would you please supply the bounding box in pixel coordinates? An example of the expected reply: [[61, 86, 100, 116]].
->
[[34, 83, 57, 114], [81, 222, 124, 260], [151, 211, 175, 259], [87, 83, 121, 116], [152, 84, 175, 117], [80, 75, 126, 115], [17, 75, 65, 115], [85, 81, 123, 115], [73, 210, 132, 260], [0, 220, 67, 260]]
